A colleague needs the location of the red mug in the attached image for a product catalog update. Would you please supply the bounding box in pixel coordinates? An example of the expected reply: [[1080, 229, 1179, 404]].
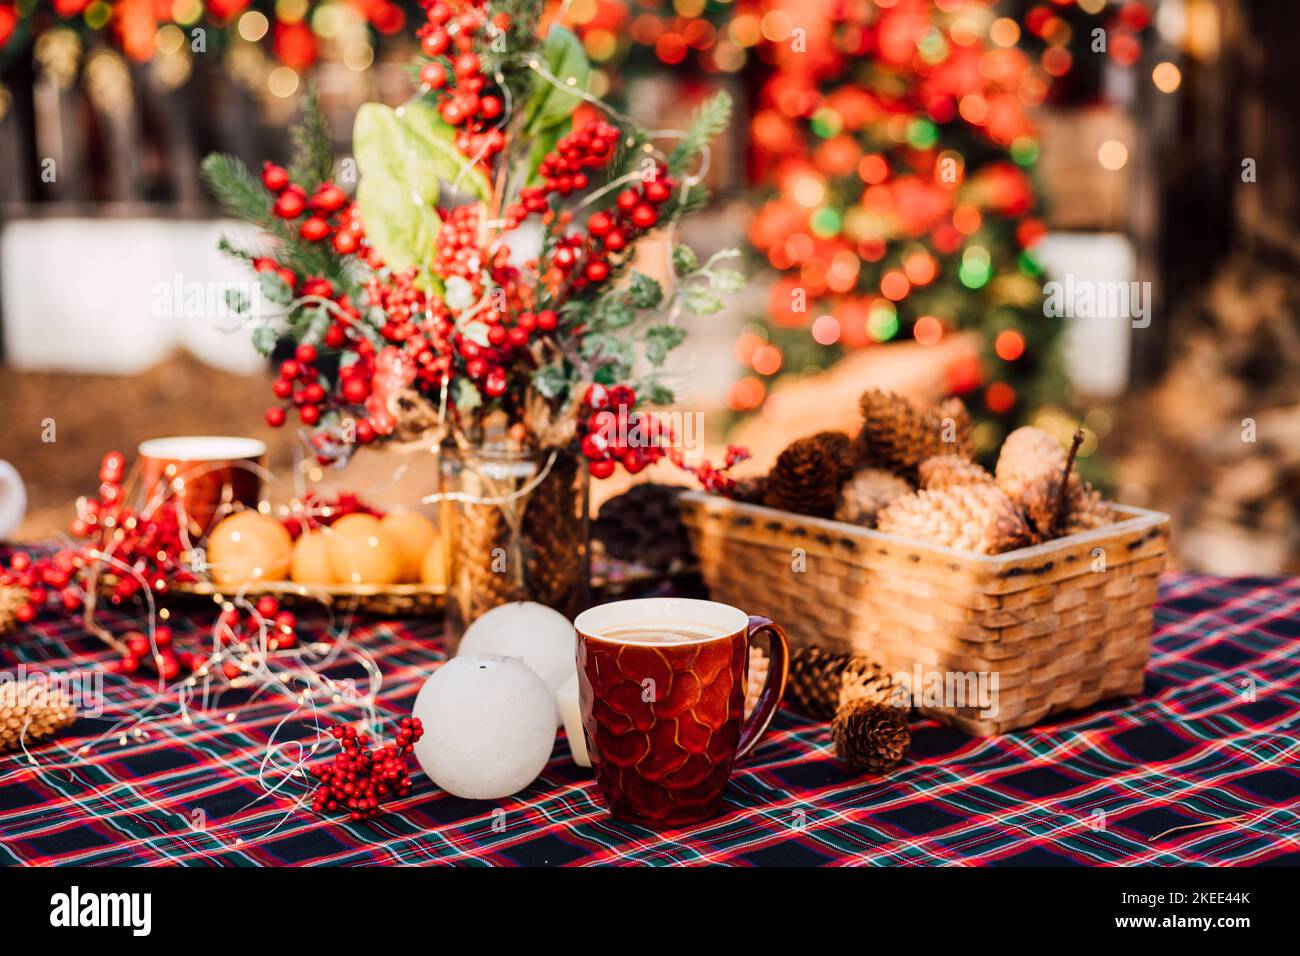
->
[[575, 598, 789, 827], [138, 436, 266, 537]]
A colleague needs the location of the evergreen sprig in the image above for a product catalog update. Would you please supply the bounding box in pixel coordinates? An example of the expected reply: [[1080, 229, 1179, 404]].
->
[[288, 87, 334, 193], [667, 92, 732, 179]]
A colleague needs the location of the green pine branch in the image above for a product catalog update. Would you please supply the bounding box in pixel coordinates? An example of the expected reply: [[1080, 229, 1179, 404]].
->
[[201, 152, 274, 226], [289, 86, 334, 191], [667, 92, 732, 179]]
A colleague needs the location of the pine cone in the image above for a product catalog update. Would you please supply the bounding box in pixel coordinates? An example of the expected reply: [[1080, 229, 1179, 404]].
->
[[876, 484, 1037, 554], [832, 699, 910, 773], [592, 483, 693, 573], [729, 475, 768, 505], [838, 657, 901, 711], [918, 455, 993, 491], [809, 431, 856, 484], [856, 390, 973, 479], [0, 680, 76, 752], [935, 397, 976, 460], [764, 436, 843, 518], [835, 468, 912, 527], [997, 427, 1114, 538], [0, 583, 29, 635], [995, 426, 1068, 503], [786, 646, 850, 720]]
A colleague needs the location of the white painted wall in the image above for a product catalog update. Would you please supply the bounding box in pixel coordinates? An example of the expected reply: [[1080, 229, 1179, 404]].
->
[[1, 218, 267, 375], [1033, 232, 1137, 397]]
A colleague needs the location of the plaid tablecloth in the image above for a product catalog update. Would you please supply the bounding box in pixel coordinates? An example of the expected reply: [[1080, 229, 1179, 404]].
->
[[1, 572, 1297, 866]]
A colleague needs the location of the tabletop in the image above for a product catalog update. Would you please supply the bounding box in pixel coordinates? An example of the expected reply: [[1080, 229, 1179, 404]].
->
[[1, 572, 1298, 866]]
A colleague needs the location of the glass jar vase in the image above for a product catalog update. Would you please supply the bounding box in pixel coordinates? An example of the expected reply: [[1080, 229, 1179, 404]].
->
[[439, 443, 590, 647]]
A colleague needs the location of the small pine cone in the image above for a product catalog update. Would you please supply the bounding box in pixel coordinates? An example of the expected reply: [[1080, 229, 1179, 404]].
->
[[0, 680, 77, 752], [876, 484, 1037, 554], [0, 584, 30, 634], [786, 646, 850, 720], [918, 455, 993, 492], [838, 657, 901, 711], [744, 646, 769, 720], [809, 431, 856, 485], [832, 699, 910, 773], [729, 475, 768, 505], [835, 468, 913, 527], [764, 437, 842, 519], [856, 390, 973, 479], [1063, 485, 1117, 534], [935, 397, 976, 460]]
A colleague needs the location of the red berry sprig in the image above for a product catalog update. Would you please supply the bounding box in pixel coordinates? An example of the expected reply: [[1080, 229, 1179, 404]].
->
[[416, 1, 511, 160], [0, 548, 84, 629], [576, 383, 675, 479], [310, 718, 424, 821]]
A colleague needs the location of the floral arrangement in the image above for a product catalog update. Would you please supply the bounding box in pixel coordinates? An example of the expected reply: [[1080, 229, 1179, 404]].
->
[[200, 0, 744, 481]]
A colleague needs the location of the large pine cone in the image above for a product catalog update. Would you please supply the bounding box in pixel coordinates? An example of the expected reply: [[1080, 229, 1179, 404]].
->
[[856, 390, 973, 479], [832, 699, 910, 773], [997, 427, 1115, 538], [875, 484, 1037, 554], [592, 483, 693, 573], [764, 436, 844, 519], [918, 455, 994, 491], [838, 657, 902, 711], [0, 680, 76, 752], [786, 646, 851, 720], [835, 468, 912, 527], [809, 431, 856, 484]]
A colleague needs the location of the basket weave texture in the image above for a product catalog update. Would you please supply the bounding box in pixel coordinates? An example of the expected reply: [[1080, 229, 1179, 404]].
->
[[679, 492, 1169, 735]]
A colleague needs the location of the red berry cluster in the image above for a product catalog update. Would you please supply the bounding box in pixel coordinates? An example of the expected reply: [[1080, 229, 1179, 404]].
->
[[434, 202, 486, 288], [310, 718, 424, 821], [214, 595, 300, 680], [282, 492, 383, 539], [672, 444, 753, 495], [263, 163, 363, 255], [573, 168, 675, 290], [507, 121, 622, 225], [576, 383, 672, 478], [70, 452, 196, 602], [108, 625, 185, 680], [416, 1, 510, 159], [266, 343, 331, 428], [0, 549, 83, 626]]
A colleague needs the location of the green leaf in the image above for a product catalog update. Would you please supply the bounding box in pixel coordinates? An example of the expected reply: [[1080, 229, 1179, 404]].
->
[[251, 326, 278, 356], [352, 101, 491, 274], [259, 270, 293, 306], [709, 269, 745, 292], [644, 324, 686, 365], [397, 99, 491, 200], [671, 244, 698, 275], [532, 364, 570, 400], [453, 377, 482, 412], [524, 27, 591, 131], [682, 285, 723, 315], [595, 297, 635, 330], [628, 272, 663, 310], [581, 331, 634, 368], [644, 381, 675, 406], [353, 104, 442, 274]]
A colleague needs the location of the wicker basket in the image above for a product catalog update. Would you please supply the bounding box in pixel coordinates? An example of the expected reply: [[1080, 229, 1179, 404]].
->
[[679, 492, 1169, 735]]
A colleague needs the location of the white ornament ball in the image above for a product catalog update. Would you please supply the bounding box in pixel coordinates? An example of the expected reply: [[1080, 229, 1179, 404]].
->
[[458, 601, 577, 703], [412, 654, 556, 800]]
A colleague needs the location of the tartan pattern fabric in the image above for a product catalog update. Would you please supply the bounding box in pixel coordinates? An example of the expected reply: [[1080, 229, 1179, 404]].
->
[[1, 572, 1297, 866]]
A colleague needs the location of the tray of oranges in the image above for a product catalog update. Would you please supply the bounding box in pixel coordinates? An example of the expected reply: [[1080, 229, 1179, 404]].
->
[[177, 495, 447, 617]]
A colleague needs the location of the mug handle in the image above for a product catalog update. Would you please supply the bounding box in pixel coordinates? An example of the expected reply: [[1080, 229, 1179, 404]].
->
[[735, 615, 790, 760]]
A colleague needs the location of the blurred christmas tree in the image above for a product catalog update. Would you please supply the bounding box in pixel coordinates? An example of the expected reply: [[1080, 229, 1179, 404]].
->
[[729, 0, 1073, 456]]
